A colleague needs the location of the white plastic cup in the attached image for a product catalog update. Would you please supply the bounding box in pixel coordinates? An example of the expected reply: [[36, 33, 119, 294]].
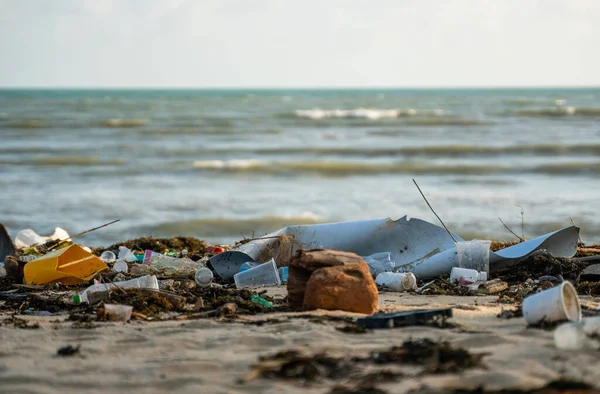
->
[[456, 240, 491, 273], [449, 267, 487, 284], [195, 267, 214, 287], [100, 251, 116, 263], [375, 272, 417, 292], [234, 259, 281, 289], [137, 275, 159, 290], [522, 281, 581, 326]]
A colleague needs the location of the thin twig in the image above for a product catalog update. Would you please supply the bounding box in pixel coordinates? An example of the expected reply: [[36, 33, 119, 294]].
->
[[48, 219, 121, 252], [515, 204, 525, 240], [412, 179, 457, 243], [498, 217, 524, 242]]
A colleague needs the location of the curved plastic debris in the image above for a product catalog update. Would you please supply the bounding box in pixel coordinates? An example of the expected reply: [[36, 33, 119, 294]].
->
[[211, 216, 580, 281], [210, 216, 462, 280]]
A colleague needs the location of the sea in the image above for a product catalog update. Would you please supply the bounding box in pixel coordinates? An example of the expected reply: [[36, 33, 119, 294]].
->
[[1, 88, 599, 247]]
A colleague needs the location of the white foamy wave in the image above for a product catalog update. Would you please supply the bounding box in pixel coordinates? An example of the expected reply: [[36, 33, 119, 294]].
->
[[295, 108, 447, 120], [280, 211, 322, 221], [192, 159, 262, 169]]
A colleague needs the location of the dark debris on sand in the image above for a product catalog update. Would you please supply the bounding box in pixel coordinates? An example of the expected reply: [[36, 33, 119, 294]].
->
[[409, 378, 598, 394], [243, 339, 484, 389]]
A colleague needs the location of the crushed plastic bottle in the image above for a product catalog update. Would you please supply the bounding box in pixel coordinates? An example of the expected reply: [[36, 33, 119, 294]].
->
[[132, 252, 205, 277], [74, 275, 159, 304], [362, 252, 395, 276], [118, 246, 137, 263]]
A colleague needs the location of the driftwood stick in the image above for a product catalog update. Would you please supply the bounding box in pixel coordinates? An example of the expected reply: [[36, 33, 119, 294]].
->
[[412, 179, 457, 243]]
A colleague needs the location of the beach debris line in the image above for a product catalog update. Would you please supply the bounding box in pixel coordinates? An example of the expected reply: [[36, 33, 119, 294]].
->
[[0, 215, 598, 338]]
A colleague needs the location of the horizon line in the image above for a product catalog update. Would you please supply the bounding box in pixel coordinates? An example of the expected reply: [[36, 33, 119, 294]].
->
[[1, 85, 600, 90]]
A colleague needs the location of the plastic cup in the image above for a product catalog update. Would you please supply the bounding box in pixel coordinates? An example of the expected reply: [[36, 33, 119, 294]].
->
[[100, 251, 116, 263], [456, 240, 491, 273], [234, 259, 281, 289], [103, 304, 133, 322], [522, 281, 581, 326], [113, 260, 128, 273], [449, 267, 487, 284], [278, 267, 288, 283], [375, 272, 417, 292], [195, 267, 214, 287], [137, 275, 159, 290]]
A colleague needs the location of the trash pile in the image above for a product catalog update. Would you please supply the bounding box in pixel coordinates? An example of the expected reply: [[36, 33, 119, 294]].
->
[[1, 216, 600, 347]]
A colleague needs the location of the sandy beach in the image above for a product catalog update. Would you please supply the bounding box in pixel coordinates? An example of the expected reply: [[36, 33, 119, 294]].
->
[[2, 289, 600, 394]]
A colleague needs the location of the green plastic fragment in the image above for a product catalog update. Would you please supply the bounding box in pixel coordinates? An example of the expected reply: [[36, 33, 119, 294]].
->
[[251, 294, 272, 308]]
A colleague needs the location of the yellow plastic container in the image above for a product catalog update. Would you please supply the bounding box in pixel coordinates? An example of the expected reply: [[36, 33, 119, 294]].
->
[[24, 244, 108, 285]]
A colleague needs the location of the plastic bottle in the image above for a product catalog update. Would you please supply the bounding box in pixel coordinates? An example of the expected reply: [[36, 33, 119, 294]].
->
[[375, 272, 418, 292], [74, 275, 159, 304], [0, 262, 6, 278]]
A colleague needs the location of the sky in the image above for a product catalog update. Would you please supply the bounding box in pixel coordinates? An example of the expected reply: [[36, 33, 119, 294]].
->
[[1, 0, 599, 88]]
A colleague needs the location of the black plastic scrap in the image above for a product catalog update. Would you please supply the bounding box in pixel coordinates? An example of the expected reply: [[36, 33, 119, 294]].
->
[[0, 223, 15, 262], [356, 308, 453, 329]]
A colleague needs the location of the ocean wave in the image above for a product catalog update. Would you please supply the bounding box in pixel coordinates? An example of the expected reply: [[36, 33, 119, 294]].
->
[[231, 143, 600, 158], [510, 107, 600, 117], [294, 108, 448, 120], [102, 118, 149, 128], [138, 128, 282, 136], [139, 214, 323, 238], [403, 118, 489, 126], [26, 157, 125, 166], [193, 159, 263, 169], [7, 120, 49, 128], [191, 159, 600, 176]]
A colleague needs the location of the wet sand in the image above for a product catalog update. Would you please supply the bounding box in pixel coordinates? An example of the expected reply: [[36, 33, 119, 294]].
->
[[1, 290, 600, 394]]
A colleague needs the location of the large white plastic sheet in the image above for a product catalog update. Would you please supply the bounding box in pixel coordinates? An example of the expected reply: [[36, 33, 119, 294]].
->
[[209, 215, 580, 280]]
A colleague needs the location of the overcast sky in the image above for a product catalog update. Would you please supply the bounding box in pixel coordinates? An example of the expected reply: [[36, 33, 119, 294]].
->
[[1, 0, 599, 88]]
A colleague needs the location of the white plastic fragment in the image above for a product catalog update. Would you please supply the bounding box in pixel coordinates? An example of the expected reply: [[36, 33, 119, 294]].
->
[[554, 316, 600, 350], [14, 227, 71, 249], [362, 252, 395, 276]]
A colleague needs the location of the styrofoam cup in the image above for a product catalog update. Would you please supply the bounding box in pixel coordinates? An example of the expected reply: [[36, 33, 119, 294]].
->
[[456, 240, 491, 273], [522, 281, 581, 326], [375, 272, 417, 292], [234, 259, 281, 289], [450, 267, 487, 284]]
